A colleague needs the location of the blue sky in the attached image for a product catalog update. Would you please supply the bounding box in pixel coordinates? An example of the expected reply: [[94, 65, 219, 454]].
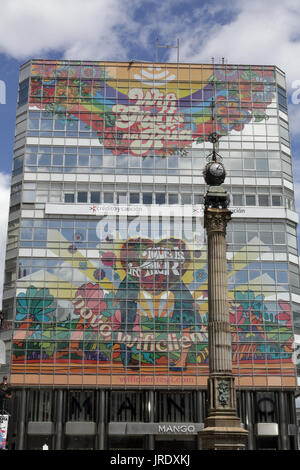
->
[[1, 0, 300, 292]]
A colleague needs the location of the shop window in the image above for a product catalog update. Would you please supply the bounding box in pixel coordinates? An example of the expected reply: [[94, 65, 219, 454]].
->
[[257, 436, 278, 450], [156, 392, 196, 422], [108, 436, 144, 450], [64, 435, 94, 450], [109, 391, 147, 422], [66, 391, 96, 422], [27, 435, 53, 451], [255, 392, 277, 422], [27, 390, 54, 421]]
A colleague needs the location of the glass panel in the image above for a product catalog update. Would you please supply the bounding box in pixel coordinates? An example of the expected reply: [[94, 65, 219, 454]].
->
[[91, 192, 100, 203], [245, 195, 256, 205], [64, 193, 75, 203], [130, 193, 140, 204], [168, 194, 178, 204], [78, 192, 88, 203], [155, 193, 166, 205], [104, 192, 114, 203], [143, 193, 152, 204]]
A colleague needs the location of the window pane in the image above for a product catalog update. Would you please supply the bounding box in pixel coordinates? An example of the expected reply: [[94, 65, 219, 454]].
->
[[233, 232, 246, 244], [38, 154, 51, 166], [182, 194, 192, 204], [129, 193, 139, 204], [64, 193, 74, 203], [65, 155, 77, 166], [169, 194, 178, 204], [91, 192, 100, 203], [274, 232, 285, 244], [232, 194, 243, 205], [194, 194, 203, 204], [244, 158, 255, 170], [78, 192, 88, 203], [256, 159, 268, 170], [117, 192, 127, 204], [260, 232, 273, 244], [90, 155, 102, 167], [246, 195, 256, 205], [258, 195, 269, 206], [104, 192, 114, 203], [272, 195, 282, 206], [155, 193, 166, 204], [143, 193, 152, 204]]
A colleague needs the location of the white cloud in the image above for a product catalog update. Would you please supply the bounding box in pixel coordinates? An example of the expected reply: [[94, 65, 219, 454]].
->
[[0, 173, 10, 307], [0, 0, 141, 60], [166, 0, 300, 86]]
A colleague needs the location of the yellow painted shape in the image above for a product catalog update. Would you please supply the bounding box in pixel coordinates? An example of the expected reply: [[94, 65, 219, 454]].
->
[[17, 270, 77, 301], [47, 229, 113, 290]]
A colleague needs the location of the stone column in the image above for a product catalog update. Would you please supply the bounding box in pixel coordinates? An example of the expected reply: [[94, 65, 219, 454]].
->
[[16, 389, 26, 450], [199, 204, 248, 450], [54, 389, 63, 450]]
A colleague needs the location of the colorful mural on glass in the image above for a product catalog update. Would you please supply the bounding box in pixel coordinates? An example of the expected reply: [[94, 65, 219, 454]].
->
[[12, 218, 294, 386], [29, 62, 276, 157], [11, 61, 293, 387]]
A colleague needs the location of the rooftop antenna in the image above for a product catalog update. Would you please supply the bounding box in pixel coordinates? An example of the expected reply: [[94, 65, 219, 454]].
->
[[156, 38, 180, 63]]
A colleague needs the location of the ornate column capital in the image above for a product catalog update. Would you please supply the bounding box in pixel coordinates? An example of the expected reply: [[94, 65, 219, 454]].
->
[[204, 208, 232, 234]]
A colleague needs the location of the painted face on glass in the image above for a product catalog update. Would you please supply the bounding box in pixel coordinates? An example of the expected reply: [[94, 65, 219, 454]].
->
[[120, 238, 191, 292]]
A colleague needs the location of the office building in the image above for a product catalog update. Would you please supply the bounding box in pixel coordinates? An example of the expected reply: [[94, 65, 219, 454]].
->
[[1, 59, 299, 449]]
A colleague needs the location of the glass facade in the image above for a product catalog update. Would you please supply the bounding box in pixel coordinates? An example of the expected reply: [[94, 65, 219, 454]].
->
[[1, 60, 300, 449]]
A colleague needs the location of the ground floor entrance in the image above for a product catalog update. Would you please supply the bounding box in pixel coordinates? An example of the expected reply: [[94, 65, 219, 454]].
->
[[5, 388, 298, 450]]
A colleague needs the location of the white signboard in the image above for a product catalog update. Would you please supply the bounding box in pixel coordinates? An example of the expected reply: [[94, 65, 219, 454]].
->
[[0, 415, 9, 450], [44, 203, 298, 222], [45, 203, 203, 218]]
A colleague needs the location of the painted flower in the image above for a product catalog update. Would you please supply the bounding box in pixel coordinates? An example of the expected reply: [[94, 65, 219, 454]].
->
[[93, 269, 106, 281], [16, 286, 56, 323], [193, 269, 207, 283], [213, 65, 243, 81], [81, 66, 97, 79], [72, 282, 121, 329], [277, 300, 292, 326], [233, 290, 266, 326], [68, 244, 77, 254], [75, 231, 84, 242], [101, 251, 116, 267]]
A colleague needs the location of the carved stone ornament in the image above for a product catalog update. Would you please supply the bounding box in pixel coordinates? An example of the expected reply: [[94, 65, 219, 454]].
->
[[218, 379, 230, 407], [204, 209, 232, 234]]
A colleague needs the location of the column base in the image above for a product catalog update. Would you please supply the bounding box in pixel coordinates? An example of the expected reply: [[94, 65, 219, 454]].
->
[[199, 414, 248, 450]]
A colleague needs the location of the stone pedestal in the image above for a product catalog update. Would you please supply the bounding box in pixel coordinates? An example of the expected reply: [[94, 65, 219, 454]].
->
[[199, 198, 248, 450]]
